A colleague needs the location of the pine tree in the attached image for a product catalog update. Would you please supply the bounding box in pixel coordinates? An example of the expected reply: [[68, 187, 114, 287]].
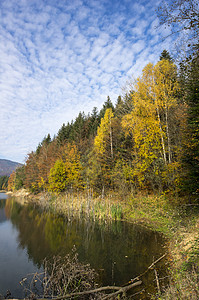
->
[[160, 50, 173, 61], [182, 50, 199, 196]]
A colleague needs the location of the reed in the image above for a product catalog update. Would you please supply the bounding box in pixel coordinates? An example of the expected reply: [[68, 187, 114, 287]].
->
[[41, 188, 124, 223]]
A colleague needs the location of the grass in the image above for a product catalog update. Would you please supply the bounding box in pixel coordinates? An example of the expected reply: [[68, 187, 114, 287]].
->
[[10, 189, 199, 299], [37, 190, 124, 222], [124, 193, 199, 299]]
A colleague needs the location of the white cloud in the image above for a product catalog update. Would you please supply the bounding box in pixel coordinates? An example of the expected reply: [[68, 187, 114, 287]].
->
[[0, 0, 179, 163]]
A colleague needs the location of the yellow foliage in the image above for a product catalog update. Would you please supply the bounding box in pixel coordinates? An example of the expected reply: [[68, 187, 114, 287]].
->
[[48, 143, 83, 193], [94, 108, 114, 157], [122, 59, 182, 188]]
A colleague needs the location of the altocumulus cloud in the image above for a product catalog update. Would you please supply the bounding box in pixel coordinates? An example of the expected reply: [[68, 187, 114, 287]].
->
[[0, 0, 175, 163]]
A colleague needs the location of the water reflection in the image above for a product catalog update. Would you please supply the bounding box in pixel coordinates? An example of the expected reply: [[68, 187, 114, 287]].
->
[[0, 194, 166, 298], [0, 199, 7, 223]]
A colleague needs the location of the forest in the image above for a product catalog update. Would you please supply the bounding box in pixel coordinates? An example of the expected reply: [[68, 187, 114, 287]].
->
[[5, 0, 198, 204], [7, 48, 198, 203]]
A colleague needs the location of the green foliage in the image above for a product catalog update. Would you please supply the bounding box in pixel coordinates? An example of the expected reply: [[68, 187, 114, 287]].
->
[[160, 50, 173, 61], [182, 50, 199, 196], [48, 159, 68, 194], [15, 165, 25, 190], [48, 144, 82, 194], [0, 175, 9, 190], [99, 96, 114, 119], [110, 204, 123, 220]]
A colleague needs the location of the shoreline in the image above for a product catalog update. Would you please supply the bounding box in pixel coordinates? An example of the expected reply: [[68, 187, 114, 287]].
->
[[6, 189, 199, 298]]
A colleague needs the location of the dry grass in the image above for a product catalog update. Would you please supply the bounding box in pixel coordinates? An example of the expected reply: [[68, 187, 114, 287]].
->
[[160, 268, 199, 300]]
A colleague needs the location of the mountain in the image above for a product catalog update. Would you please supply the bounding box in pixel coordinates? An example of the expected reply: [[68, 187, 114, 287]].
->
[[0, 159, 23, 176]]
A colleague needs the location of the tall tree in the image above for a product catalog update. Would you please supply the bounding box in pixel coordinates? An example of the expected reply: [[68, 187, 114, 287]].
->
[[122, 60, 181, 190], [182, 51, 199, 195], [94, 108, 114, 160], [57, 123, 71, 145], [99, 96, 114, 119]]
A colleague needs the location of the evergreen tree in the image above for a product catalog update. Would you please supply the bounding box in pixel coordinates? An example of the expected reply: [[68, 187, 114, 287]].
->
[[89, 107, 100, 135], [15, 165, 25, 190], [57, 122, 71, 145], [160, 50, 173, 61], [99, 96, 114, 119], [0, 175, 9, 190], [182, 50, 199, 196]]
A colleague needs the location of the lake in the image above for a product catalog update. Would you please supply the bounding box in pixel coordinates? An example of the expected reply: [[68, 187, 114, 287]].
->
[[0, 193, 167, 298]]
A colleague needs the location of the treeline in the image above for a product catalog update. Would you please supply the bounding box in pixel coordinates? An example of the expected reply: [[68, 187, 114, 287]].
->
[[7, 48, 199, 200]]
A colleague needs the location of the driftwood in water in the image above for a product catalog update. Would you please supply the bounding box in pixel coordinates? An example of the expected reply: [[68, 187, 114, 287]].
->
[[33, 281, 142, 300], [6, 253, 167, 300]]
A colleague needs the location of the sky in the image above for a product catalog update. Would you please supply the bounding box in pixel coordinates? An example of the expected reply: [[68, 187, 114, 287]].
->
[[0, 0, 175, 164]]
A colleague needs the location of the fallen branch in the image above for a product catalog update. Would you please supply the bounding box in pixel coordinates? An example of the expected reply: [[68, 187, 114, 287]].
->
[[7, 253, 167, 300], [101, 281, 142, 300], [125, 253, 167, 286], [35, 282, 142, 300], [148, 253, 167, 271], [154, 268, 161, 295]]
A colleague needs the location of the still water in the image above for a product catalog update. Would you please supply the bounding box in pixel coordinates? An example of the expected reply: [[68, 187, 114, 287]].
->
[[0, 193, 166, 298]]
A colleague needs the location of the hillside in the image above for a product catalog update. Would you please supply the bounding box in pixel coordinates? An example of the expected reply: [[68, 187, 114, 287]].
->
[[0, 159, 22, 176]]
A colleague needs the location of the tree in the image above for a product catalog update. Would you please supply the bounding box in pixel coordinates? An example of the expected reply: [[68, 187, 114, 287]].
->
[[24, 152, 40, 193], [89, 107, 100, 135], [160, 50, 173, 61], [57, 122, 72, 145], [91, 108, 116, 191], [99, 96, 114, 119], [0, 175, 9, 190], [157, 0, 199, 56], [72, 112, 86, 142], [48, 159, 68, 194], [48, 143, 82, 193], [7, 171, 16, 191], [15, 165, 25, 190], [122, 60, 182, 190], [182, 51, 199, 195], [94, 108, 114, 160]]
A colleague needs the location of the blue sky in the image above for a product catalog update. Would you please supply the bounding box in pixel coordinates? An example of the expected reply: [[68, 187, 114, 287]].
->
[[0, 0, 175, 164]]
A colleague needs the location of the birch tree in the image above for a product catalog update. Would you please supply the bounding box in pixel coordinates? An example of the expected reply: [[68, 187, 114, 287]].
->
[[122, 60, 181, 190]]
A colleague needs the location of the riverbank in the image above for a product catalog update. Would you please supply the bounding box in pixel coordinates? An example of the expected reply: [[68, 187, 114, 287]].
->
[[125, 194, 199, 298], [7, 189, 199, 298]]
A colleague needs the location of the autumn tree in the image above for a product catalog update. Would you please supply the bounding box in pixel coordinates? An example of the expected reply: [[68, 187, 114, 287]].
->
[[48, 143, 82, 193], [94, 108, 114, 160], [24, 151, 40, 193], [89, 108, 115, 191], [7, 171, 16, 191], [122, 59, 182, 191]]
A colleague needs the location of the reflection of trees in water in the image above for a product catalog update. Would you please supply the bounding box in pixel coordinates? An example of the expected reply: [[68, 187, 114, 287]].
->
[[6, 197, 166, 287], [0, 199, 7, 223]]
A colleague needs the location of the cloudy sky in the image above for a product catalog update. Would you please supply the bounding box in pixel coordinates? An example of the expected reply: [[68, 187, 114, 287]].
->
[[0, 0, 175, 164]]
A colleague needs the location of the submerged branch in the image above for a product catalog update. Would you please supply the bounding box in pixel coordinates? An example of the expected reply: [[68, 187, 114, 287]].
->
[[36, 281, 142, 300], [6, 253, 167, 300]]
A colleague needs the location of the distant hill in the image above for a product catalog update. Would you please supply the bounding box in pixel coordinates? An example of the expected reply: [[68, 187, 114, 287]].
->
[[0, 159, 23, 176]]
